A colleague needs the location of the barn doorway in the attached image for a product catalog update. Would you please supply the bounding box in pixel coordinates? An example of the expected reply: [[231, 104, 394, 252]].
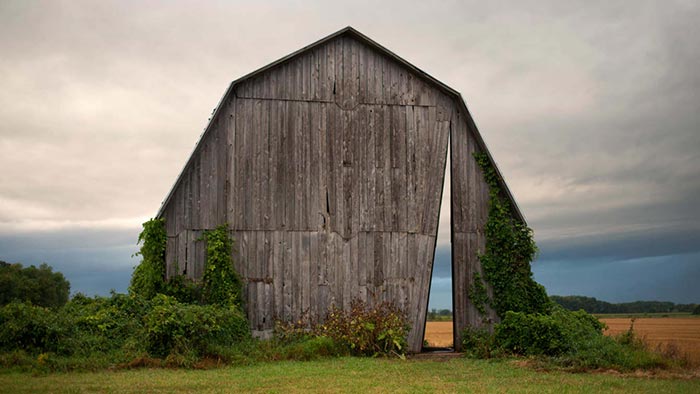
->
[[423, 140, 453, 351]]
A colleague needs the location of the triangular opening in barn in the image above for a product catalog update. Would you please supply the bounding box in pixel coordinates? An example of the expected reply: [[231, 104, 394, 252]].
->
[[422, 138, 454, 352]]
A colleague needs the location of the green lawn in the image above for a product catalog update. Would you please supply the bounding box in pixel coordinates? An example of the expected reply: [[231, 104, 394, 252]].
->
[[1, 357, 698, 394]]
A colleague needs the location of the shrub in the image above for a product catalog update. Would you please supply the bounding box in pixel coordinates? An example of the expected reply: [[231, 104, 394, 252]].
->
[[142, 294, 249, 358], [273, 319, 316, 345], [494, 306, 607, 357], [201, 224, 243, 308], [317, 300, 409, 357], [57, 293, 150, 357], [163, 274, 202, 304], [0, 302, 59, 353], [461, 326, 496, 359], [495, 310, 570, 356], [129, 218, 167, 299], [459, 306, 668, 371]]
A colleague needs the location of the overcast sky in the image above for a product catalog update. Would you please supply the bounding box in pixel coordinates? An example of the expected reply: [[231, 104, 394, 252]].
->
[[1, 1, 698, 309]]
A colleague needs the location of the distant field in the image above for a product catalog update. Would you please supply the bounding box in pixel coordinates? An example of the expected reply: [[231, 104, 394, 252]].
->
[[601, 317, 700, 365], [595, 313, 698, 319], [425, 317, 700, 366], [425, 321, 454, 347], [2, 357, 699, 393]]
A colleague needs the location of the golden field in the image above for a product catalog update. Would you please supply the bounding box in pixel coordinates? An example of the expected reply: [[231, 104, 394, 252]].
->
[[601, 317, 700, 365], [425, 318, 700, 365], [424, 321, 455, 347]]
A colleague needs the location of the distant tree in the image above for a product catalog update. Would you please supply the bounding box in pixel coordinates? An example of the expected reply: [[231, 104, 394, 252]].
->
[[0, 260, 70, 308], [550, 295, 616, 313], [693, 305, 700, 315], [427, 308, 453, 321], [552, 295, 696, 315], [673, 303, 697, 313]]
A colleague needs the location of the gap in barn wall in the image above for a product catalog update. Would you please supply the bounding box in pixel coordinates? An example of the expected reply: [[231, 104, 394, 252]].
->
[[423, 136, 453, 350]]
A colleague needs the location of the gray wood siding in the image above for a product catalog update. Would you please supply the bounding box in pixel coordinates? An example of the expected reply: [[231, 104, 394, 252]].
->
[[450, 111, 499, 352], [161, 35, 450, 353]]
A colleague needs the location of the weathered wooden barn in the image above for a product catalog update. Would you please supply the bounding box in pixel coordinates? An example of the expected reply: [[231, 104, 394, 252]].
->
[[157, 27, 525, 352]]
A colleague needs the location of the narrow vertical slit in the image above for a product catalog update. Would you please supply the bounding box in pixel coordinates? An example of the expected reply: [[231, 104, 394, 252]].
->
[[183, 242, 188, 276], [423, 134, 453, 351]]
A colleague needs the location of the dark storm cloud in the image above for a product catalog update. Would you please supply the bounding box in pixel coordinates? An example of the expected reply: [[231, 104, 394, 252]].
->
[[0, 227, 140, 295], [533, 253, 700, 304], [1, 1, 698, 303]]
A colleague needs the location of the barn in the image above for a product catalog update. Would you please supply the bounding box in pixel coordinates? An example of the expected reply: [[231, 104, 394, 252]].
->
[[157, 27, 525, 353]]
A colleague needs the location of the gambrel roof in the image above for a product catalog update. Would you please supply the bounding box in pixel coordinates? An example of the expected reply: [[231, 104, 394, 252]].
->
[[157, 26, 525, 223]]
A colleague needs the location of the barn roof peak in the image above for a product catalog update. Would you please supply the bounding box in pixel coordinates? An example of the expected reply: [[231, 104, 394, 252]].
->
[[230, 26, 461, 100]]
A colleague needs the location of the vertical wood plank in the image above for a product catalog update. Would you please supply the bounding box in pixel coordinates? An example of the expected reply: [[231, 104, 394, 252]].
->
[[309, 103, 321, 229], [261, 100, 271, 230], [382, 106, 393, 231], [301, 101, 311, 230], [309, 232, 319, 323], [406, 105, 417, 232], [366, 106, 377, 231], [301, 232, 311, 322], [364, 231, 375, 304], [286, 101, 296, 229], [283, 231, 292, 321]]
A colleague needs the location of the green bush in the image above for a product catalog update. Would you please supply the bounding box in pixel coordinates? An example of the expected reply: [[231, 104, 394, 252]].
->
[[317, 300, 409, 357], [495, 310, 569, 356], [0, 291, 252, 370], [129, 218, 167, 299], [273, 320, 316, 345], [57, 293, 150, 357], [461, 305, 668, 371], [461, 326, 496, 359], [163, 275, 202, 304], [495, 307, 607, 357], [201, 224, 243, 308], [142, 294, 249, 358], [0, 302, 60, 353]]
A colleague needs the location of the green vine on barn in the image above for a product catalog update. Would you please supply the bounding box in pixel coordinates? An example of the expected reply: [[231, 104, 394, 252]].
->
[[129, 219, 242, 309], [471, 153, 551, 319], [129, 218, 167, 299], [201, 224, 243, 309]]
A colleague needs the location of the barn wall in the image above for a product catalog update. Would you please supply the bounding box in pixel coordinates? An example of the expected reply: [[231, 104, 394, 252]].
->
[[161, 34, 452, 352], [450, 110, 499, 352]]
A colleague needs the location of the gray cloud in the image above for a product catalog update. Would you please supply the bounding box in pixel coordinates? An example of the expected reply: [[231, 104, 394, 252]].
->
[[1, 1, 698, 305]]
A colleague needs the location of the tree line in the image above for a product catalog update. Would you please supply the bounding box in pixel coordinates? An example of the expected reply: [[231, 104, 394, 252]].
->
[[0, 260, 70, 309], [551, 295, 699, 314], [429, 295, 700, 320]]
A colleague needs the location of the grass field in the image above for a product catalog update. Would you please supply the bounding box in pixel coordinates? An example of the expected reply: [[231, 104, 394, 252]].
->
[[2, 357, 699, 393]]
